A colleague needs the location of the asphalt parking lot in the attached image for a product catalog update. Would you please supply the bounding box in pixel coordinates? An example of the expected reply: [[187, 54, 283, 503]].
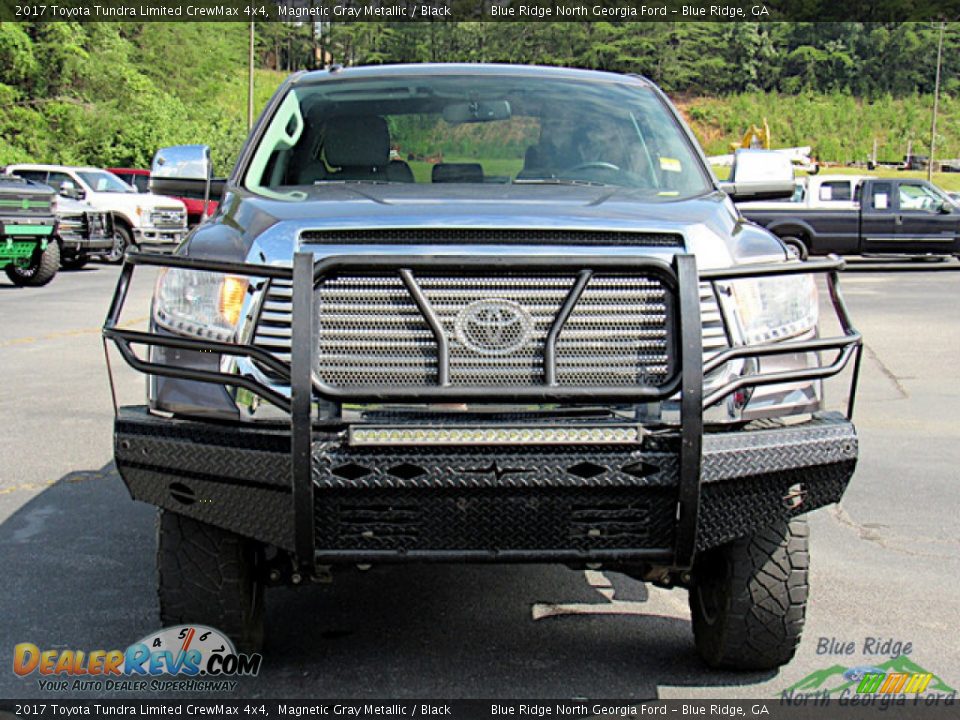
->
[[1, 260, 958, 700]]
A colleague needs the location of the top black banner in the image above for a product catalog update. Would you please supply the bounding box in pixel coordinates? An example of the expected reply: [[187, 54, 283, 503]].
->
[[1, 0, 959, 23]]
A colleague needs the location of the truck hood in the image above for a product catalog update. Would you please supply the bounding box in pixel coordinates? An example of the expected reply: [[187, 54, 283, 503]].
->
[[95, 193, 185, 211], [188, 184, 787, 268]]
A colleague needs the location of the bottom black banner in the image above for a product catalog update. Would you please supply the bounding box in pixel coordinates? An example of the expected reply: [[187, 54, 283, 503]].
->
[[1, 700, 959, 720]]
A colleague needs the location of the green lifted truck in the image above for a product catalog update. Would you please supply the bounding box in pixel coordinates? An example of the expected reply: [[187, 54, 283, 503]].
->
[[1, 175, 59, 287]]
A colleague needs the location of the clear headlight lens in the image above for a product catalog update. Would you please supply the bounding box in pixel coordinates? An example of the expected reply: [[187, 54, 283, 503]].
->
[[725, 274, 818, 345], [153, 268, 249, 342]]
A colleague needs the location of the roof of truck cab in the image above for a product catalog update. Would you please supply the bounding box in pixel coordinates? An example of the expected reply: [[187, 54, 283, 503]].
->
[[808, 174, 876, 184], [6, 164, 116, 173], [293, 63, 655, 87]]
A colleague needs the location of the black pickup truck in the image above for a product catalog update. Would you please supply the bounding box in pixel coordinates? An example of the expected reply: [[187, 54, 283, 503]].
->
[[740, 175, 960, 259]]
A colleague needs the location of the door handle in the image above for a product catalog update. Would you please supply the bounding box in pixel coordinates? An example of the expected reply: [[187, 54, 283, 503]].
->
[[895, 215, 903, 225]]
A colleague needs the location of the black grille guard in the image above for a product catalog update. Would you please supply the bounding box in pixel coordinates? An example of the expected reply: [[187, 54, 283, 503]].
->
[[102, 250, 862, 568]]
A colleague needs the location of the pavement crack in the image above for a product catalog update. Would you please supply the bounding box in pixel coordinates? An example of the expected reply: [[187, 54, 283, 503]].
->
[[864, 343, 909, 399], [830, 504, 959, 559]]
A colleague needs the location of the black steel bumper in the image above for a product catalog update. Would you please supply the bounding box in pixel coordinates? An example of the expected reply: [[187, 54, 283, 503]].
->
[[114, 407, 856, 562], [105, 251, 862, 570]]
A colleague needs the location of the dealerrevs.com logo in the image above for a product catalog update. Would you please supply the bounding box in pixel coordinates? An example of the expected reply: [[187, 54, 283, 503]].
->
[[13, 625, 262, 692]]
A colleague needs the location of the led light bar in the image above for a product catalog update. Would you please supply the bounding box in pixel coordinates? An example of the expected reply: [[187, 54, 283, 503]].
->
[[348, 425, 643, 447]]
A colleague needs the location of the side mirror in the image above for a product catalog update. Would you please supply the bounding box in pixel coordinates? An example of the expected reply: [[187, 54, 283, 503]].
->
[[720, 179, 797, 203], [938, 202, 953, 215], [59, 180, 84, 200], [151, 144, 213, 220]]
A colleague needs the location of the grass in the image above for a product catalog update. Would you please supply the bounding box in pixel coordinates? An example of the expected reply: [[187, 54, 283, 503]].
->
[[678, 92, 960, 164]]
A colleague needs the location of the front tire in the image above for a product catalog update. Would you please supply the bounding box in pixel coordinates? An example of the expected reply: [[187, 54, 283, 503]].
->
[[157, 510, 266, 653], [105, 225, 133, 264], [689, 519, 809, 671], [4, 240, 60, 287]]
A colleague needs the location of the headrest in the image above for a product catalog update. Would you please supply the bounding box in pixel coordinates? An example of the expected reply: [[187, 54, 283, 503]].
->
[[324, 116, 389, 168], [432, 163, 484, 183]]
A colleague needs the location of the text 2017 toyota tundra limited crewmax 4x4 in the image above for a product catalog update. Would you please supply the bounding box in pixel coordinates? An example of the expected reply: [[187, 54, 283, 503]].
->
[[103, 65, 862, 669]]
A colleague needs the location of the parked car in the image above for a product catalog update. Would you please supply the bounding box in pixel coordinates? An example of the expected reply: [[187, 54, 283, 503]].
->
[[103, 64, 861, 669], [3, 164, 187, 261], [739, 174, 960, 259], [109, 167, 220, 227], [0, 174, 59, 286]]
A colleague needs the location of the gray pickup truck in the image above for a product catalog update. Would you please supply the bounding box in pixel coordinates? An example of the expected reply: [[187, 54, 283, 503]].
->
[[103, 64, 862, 669]]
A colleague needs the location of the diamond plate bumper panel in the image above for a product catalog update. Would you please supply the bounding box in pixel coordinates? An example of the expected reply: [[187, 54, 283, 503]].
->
[[114, 407, 856, 559]]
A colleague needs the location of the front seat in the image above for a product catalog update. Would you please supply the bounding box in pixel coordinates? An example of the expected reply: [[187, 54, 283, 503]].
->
[[322, 116, 412, 182]]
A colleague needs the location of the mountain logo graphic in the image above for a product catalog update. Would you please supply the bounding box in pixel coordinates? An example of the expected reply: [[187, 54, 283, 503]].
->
[[784, 655, 955, 696]]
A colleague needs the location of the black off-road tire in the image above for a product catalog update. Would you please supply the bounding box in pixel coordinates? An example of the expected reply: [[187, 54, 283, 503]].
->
[[780, 235, 809, 261], [5, 240, 60, 287], [689, 519, 809, 671], [157, 510, 266, 653]]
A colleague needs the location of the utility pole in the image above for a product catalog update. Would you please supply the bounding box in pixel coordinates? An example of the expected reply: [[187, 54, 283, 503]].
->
[[248, 22, 255, 131], [928, 21, 945, 182]]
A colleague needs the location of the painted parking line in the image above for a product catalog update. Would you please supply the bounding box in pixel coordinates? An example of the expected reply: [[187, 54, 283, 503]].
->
[[0, 316, 148, 348]]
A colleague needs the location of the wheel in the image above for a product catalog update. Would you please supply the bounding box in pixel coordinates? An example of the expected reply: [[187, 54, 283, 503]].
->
[[104, 225, 133, 264], [4, 240, 60, 287], [780, 235, 809, 261], [689, 519, 809, 671], [157, 510, 265, 653], [61, 253, 89, 271]]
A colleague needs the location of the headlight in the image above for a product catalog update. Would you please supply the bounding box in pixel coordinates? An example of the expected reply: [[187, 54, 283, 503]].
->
[[153, 268, 249, 342], [724, 274, 818, 345]]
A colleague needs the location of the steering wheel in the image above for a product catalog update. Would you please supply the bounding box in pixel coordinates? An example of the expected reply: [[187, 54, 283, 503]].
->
[[566, 161, 622, 173]]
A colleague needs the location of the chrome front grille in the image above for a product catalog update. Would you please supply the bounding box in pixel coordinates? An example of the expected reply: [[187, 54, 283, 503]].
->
[[700, 281, 730, 391], [309, 274, 672, 388], [57, 213, 85, 240], [253, 276, 728, 389], [150, 208, 186, 228], [700, 282, 729, 360], [253, 277, 293, 367]]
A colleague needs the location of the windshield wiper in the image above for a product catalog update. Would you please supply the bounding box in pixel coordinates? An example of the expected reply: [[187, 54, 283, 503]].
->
[[512, 178, 614, 188]]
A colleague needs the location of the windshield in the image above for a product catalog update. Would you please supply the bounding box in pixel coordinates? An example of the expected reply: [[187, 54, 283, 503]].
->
[[78, 171, 136, 193], [244, 73, 711, 199]]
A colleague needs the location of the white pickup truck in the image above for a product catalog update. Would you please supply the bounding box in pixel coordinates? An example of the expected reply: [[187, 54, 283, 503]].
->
[[4, 164, 187, 261]]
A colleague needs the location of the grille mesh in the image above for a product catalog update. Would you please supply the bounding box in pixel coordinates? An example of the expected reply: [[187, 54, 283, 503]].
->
[[301, 228, 682, 247], [310, 272, 673, 389], [252, 274, 723, 388], [316, 275, 436, 386]]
